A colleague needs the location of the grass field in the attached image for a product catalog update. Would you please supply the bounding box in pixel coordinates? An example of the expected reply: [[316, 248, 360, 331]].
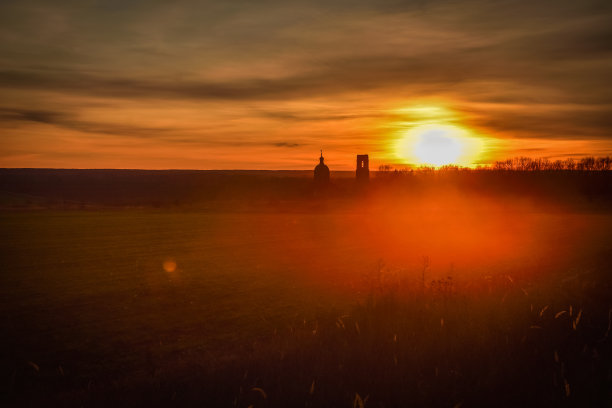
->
[[1, 197, 611, 406]]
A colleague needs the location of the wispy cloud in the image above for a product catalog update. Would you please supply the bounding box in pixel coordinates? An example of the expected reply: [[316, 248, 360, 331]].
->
[[273, 142, 302, 148], [0, 107, 174, 137]]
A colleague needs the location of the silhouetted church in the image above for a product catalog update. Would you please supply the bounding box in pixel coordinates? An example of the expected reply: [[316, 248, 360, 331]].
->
[[314, 150, 330, 187]]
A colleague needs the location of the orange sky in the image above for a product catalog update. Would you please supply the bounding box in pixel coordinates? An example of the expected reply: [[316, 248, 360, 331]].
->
[[1, 0, 611, 169]]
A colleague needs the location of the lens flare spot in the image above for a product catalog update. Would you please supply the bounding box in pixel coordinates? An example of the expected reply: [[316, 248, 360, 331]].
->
[[163, 259, 177, 273]]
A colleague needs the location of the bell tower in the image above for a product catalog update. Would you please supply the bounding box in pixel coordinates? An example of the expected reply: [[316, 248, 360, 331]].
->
[[356, 154, 369, 182]]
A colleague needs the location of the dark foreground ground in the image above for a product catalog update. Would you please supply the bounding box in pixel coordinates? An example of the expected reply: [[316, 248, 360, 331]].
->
[[0, 169, 611, 407]]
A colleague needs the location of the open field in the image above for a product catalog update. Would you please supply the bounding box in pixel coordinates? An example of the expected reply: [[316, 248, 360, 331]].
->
[[1, 170, 611, 406]]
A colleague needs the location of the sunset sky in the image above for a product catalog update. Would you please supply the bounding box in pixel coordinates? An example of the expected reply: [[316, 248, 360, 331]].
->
[[1, 0, 611, 169]]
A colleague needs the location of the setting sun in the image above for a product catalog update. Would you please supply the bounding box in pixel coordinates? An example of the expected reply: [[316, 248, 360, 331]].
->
[[414, 127, 462, 166], [396, 124, 484, 167]]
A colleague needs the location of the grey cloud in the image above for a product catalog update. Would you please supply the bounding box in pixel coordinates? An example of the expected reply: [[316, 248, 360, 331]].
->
[[273, 142, 301, 148], [2, 0, 611, 105], [0, 108, 65, 124], [260, 111, 368, 122], [462, 107, 612, 139], [0, 107, 310, 149], [0, 107, 173, 138]]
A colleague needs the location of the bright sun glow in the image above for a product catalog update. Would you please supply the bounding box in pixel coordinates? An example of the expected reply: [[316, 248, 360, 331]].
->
[[396, 124, 484, 167], [414, 128, 462, 166]]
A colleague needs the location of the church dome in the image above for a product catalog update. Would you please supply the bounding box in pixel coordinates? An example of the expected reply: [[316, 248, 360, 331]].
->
[[314, 151, 330, 185], [315, 160, 329, 172]]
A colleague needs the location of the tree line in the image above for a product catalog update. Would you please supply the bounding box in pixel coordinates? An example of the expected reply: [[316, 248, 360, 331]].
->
[[378, 156, 612, 172], [489, 156, 611, 171]]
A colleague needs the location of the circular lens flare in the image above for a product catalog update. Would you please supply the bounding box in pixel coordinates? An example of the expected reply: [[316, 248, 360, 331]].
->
[[163, 259, 177, 273]]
